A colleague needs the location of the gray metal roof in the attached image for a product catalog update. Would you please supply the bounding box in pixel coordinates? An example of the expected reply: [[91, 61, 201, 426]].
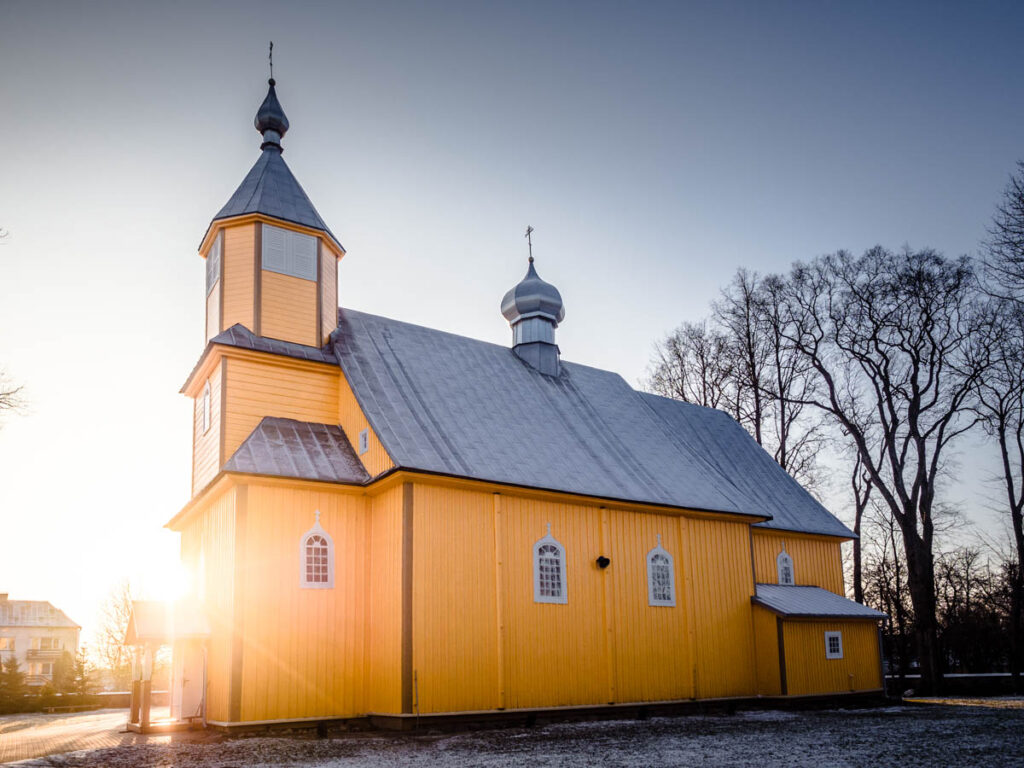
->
[[753, 584, 886, 619], [223, 417, 369, 485], [206, 148, 341, 249], [0, 600, 79, 628], [331, 308, 854, 536]]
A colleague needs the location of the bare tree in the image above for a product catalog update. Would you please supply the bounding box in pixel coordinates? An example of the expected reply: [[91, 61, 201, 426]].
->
[[850, 451, 873, 604], [973, 298, 1024, 691], [646, 321, 738, 417], [0, 371, 23, 422], [771, 246, 991, 694], [93, 580, 134, 690], [715, 269, 769, 444], [985, 161, 1024, 302]]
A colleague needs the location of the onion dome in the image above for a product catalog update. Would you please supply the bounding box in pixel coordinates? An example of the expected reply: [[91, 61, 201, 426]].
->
[[500, 257, 566, 326], [254, 78, 290, 151]]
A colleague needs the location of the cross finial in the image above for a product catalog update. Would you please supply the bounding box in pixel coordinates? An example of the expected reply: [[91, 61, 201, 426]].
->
[[546, 522, 551, 536], [269, 41, 274, 82], [525, 225, 534, 263], [657, 533, 662, 547], [314, 509, 320, 525]]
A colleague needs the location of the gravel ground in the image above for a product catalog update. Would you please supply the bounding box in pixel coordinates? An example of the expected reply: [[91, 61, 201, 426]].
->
[[9, 704, 1024, 768]]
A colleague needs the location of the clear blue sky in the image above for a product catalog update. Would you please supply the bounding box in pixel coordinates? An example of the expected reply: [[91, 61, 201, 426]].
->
[[1, 0, 1022, 638]]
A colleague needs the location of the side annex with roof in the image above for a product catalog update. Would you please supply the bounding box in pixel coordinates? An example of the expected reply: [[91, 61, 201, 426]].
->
[[157, 79, 885, 729]]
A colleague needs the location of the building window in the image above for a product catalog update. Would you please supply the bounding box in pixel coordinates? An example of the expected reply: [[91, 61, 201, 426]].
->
[[825, 631, 843, 659], [647, 535, 676, 607], [38, 637, 59, 650], [0, 637, 13, 651], [777, 546, 795, 586], [41, 662, 53, 676], [300, 510, 334, 589], [206, 233, 222, 295], [200, 380, 212, 435], [533, 524, 568, 604], [262, 223, 318, 281], [358, 428, 369, 455]]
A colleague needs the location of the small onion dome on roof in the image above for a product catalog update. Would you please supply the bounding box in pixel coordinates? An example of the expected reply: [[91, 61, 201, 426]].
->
[[254, 78, 290, 151], [501, 258, 566, 326]]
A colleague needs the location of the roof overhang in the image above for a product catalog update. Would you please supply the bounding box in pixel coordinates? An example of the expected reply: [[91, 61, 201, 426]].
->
[[752, 584, 887, 620], [198, 213, 345, 259], [125, 600, 210, 646]]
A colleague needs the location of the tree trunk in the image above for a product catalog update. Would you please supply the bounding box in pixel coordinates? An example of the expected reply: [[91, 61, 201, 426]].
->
[[904, 533, 942, 694], [1011, 511, 1024, 694], [853, 513, 864, 604]]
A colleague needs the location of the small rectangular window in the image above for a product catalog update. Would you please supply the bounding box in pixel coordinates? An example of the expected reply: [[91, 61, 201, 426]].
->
[[825, 631, 843, 659], [262, 223, 317, 281], [200, 381, 212, 435], [358, 428, 369, 455], [206, 234, 222, 295], [0, 637, 13, 650]]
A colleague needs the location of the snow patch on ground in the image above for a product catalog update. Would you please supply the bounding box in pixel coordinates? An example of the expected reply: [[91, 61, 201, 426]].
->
[[11, 705, 1024, 768]]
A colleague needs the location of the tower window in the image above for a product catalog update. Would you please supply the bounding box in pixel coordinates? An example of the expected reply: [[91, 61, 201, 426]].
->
[[358, 428, 369, 455], [825, 631, 843, 659], [200, 380, 212, 435], [647, 535, 676, 607], [777, 547, 795, 586], [205, 233, 222, 296], [533, 525, 567, 604], [300, 511, 334, 589], [262, 223, 317, 281]]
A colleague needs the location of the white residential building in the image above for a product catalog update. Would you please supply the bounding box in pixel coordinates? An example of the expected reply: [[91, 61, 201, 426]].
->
[[0, 593, 80, 687]]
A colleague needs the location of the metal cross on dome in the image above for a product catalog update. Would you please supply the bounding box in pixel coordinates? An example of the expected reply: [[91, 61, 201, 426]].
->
[[525, 225, 535, 263], [269, 41, 274, 80]]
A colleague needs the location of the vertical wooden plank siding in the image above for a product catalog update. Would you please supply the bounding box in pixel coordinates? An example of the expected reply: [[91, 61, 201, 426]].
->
[[366, 484, 404, 713], [751, 530, 846, 594], [782, 620, 883, 695], [605, 508, 692, 703], [237, 483, 367, 721], [410, 485, 499, 714], [320, 249, 338, 346], [191, 362, 223, 495], [179, 487, 236, 722], [205, 286, 221, 343], [221, 224, 255, 333], [260, 270, 318, 346], [751, 606, 782, 695], [499, 496, 614, 709], [337, 370, 394, 476], [222, 356, 339, 461], [686, 518, 758, 698]]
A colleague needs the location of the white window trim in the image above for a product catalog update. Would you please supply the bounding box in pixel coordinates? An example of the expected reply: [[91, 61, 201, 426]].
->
[[825, 630, 843, 659], [533, 524, 568, 604], [262, 223, 318, 281], [206, 233, 222, 296], [777, 546, 795, 586], [200, 380, 212, 435], [299, 510, 335, 589], [646, 535, 676, 607]]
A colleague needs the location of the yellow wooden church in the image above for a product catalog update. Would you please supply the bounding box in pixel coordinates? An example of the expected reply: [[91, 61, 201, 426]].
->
[[157, 78, 886, 729]]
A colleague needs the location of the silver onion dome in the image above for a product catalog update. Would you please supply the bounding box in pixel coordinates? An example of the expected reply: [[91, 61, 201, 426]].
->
[[500, 258, 566, 326], [254, 78, 290, 152]]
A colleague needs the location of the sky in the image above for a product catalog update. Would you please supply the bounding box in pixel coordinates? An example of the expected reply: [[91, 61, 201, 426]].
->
[[1, 0, 1023, 645]]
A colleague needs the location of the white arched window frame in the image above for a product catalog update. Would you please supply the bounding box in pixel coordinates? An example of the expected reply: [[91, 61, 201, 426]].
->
[[647, 535, 676, 607], [200, 380, 212, 435], [533, 524, 568, 604], [300, 511, 334, 589], [777, 546, 795, 586]]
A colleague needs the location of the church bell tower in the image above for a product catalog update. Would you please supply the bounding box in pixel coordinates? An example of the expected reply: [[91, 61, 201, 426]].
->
[[199, 78, 344, 348]]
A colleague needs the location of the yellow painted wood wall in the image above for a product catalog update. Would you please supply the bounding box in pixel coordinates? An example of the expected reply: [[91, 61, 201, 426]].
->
[[783, 619, 882, 695], [222, 356, 339, 460], [260, 270, 318, 346], [338, 370, 394, 477], [320, 251, 337, 346], [237, 483, 368, 721], [192, 362, 222, 495], [751, 605, 782, 695], [364, 484, 405, 714], [686, 517, 758, 698], [179, 486, 236, 723], [751, 529, 845, 594], [221, 224, 256, 333]]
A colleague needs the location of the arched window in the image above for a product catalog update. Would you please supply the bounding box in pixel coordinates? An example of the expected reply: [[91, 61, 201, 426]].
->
[[777, 546, 795, 586], [200, 380, 212, 434], [300, 510, 334, 589], [647, 535, 676, 607], [533, 524, 567, 604]]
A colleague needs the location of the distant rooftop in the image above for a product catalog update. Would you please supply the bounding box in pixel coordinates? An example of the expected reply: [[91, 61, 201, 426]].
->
[[0, 596, 79, 628]]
